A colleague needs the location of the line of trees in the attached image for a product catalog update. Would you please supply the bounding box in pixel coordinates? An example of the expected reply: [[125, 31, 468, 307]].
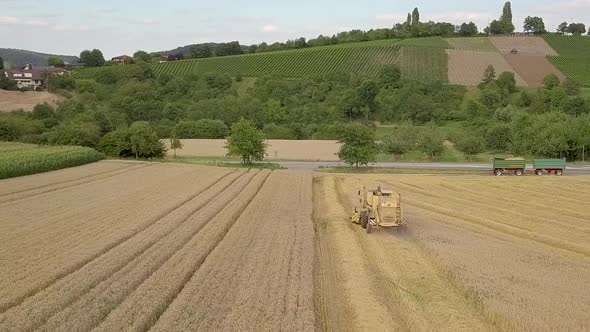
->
[[74, 2, 589, 69], [557, 22, 587, 35]]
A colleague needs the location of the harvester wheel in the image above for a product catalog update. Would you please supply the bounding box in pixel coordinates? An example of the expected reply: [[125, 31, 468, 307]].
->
[[535, 169, 543, 176], [360, 211, 369, 229], [556, 170, 563, 176], [494, 169, 502, 176], [367, 221, 373, 234]]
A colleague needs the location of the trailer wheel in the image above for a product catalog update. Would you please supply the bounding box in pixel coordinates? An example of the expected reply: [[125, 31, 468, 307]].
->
[[535, 169, 543, 176], [515, 169, 524, 176], [556, 170, 563, 176], [366, 221, 373, 234], [360, 211, 369, 229], [494, 169, 502, 176]]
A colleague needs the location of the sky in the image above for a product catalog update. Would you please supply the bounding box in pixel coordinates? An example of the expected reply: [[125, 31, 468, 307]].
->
[[1, 0, 589, 58]]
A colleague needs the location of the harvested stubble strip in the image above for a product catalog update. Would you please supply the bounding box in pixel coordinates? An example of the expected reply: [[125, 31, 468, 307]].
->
[[402, 195, 590, 257], [393, 180, 589, 245], [441, 182, 590, 234], [0, 168, 241, 330], [37, 170, 263, 332], [393, 181, 590, 240], [150, 172, 315, 331], [91, 170, 271, 332], [436, 181, 590, 222], [0, 166, 231, 312]]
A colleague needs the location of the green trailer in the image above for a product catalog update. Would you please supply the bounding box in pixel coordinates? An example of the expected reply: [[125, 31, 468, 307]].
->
[[492, 158, 526, 176], [533, 159, 566, 176]]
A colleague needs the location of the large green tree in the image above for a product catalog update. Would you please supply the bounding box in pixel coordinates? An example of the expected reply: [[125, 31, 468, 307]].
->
[[567, 23, 586, 35], [80, 49, 105, 67], [523, 16, 546, 33], [128, 122, 166, 159], [411, 7, 420, 25], [133, 50, 151, 62], [500, 2, 515, 33], [225, 118, 267, 164], [487, 2, 515, 34], [189, 45, 213, 58], [337, 123, 378, 167], [47, 57, 65, 68], [459, 22, 478, 36]]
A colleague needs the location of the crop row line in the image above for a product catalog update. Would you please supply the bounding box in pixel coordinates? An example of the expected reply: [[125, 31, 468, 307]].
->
[[0, 169, 237, 315]]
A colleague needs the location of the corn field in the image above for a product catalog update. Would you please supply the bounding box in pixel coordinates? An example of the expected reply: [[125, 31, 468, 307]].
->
[[0, 142, 105, 179]]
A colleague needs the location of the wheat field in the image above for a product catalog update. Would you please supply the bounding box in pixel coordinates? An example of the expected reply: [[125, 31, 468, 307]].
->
[[315, 173, 590, 331], [0, 161, 314, 331], [1, 162, 588, 331]]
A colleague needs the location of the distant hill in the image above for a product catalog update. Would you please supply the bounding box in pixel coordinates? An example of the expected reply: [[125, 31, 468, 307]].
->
[[0, 49, 79, 68], [153, 43, 250, 57], [74, 36, 586, 87]]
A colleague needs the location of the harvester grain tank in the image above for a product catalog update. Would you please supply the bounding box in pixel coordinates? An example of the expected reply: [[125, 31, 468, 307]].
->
[[533, 159, 566, 176], [493, 157, 526, 176], [351, 186, 406, 233]]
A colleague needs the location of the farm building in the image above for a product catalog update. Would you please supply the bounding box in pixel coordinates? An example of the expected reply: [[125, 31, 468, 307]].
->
[[4, 65, 67, 90], [111, 55, 132, 65]]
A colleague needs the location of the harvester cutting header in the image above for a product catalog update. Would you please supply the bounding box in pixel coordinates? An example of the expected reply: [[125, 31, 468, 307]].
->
[[351, 186, 406, 233]]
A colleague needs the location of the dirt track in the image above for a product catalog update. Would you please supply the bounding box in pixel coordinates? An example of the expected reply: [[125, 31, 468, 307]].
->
[[0, 90, 63, 112]]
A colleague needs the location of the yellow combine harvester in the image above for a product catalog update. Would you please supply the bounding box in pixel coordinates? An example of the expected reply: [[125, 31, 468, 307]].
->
[[351, 186, 406, 233]]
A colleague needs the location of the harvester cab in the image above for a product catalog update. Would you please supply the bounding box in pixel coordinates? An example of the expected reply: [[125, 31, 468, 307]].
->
[[351, 186, 406, 234]]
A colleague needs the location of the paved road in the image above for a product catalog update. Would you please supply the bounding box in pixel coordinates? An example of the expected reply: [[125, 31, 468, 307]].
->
[[277, 161, 590, 174]]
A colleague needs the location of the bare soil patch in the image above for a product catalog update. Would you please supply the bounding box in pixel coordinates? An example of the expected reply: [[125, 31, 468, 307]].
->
[[504, 54, 566, 87], [0, 90, 63, 112], [170, 139, 341, 161], [490, 37, 559, 56], [447, 50, 527, 86]]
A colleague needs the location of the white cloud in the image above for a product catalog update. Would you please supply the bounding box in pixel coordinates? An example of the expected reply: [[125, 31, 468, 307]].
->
[[121, 17, 160, 25], [0, 15, 89, 33], [52, 24, 89, 32], [22, 18, 49, 26], [0, 16, 20, 24], [261, 24, 278, 32]]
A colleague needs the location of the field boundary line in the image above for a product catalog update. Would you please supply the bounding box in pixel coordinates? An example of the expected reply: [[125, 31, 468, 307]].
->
[[141, 171, 272, 331], [0, 169, 238, 314], [32, 170, 260, 332], [0, 164, 151, 205]]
